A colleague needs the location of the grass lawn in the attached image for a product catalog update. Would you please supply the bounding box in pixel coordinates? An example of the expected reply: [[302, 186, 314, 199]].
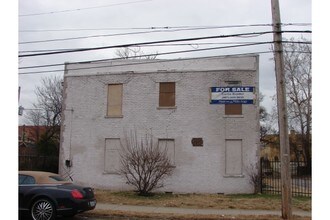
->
[[94, 190, 311, 211]]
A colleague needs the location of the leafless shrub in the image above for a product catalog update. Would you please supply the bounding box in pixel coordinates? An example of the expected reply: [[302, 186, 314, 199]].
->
[[119, 131, 174, 196], [245, 163, 261, 194]]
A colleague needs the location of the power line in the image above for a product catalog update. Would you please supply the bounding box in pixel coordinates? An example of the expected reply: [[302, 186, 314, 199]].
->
[[19, 25, 274, 44], [20, 38, 314, 75], [18, 30, 311, 58], [19, 0, 154, 17], [19, 31, 271, 57], [19, 51, 273, 75], [18, 40, 311, 71], [19, 24, 271, 33], [19, 23, 311, 33], [19, 42, 272, 72], [18, 47, 311, 76], [19, 41, 269, 54], [19, 41, 273, 70], [19, 40, 311, 55]]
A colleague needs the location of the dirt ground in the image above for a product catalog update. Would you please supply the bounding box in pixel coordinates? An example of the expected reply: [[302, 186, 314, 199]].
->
[[84, 209, 311, 220]]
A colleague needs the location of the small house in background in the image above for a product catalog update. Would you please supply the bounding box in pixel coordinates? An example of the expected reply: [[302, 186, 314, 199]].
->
[[18, 125, 47, 155], [59, 55, 260, 194], [261, 130, 307, 162]]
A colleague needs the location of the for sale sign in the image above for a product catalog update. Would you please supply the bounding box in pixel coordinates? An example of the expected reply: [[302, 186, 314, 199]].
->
[[210, 86, 255, 104]]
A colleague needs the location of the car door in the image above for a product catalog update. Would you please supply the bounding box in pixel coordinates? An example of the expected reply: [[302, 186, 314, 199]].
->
[[19, 174, 36, 209]]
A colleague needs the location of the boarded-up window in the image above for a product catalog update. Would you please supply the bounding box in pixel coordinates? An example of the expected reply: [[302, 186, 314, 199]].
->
[[225, 139, 242, 175], [225, 81, 242, 115], [158, 139, 175, 165], [159, 82, 175, 107], [225, 104, 242, 115], [107, 84, 123, 117], [104, 138, 121, 173]]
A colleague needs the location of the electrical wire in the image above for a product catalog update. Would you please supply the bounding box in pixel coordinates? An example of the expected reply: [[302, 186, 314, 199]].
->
[[18, 39, 312, 71], [22, 38, 313, 75], [18, 30, 311, 58], [19, 25, 273, 44], [19, 51, 273, 75], [19, 0, 154, 17], [19, 41, 274, 70], [18, 47, 311, 75], [19, 41, 267, 53], [19, 24, 274, 33], [19, 32, 272, 57], [19, 23, 311, 33], [19, 40, 311, 55]]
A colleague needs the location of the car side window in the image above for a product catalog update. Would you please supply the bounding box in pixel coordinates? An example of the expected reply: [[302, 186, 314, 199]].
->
[[19, 175, 36, 185], [49, 175, 67, 182]]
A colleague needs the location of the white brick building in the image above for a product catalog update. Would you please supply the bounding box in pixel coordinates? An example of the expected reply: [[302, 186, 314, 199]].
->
[[59, 55, 260, 194]]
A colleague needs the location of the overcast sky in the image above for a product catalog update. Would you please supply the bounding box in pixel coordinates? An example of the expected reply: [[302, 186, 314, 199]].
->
[[18, 0, 311, 125]]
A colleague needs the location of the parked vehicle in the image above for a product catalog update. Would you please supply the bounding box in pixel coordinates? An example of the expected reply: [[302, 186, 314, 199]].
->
[[19, 171, 96, 220]]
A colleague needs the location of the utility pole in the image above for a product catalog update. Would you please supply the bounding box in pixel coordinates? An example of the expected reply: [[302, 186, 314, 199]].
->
[[271, 0, 292, 219]]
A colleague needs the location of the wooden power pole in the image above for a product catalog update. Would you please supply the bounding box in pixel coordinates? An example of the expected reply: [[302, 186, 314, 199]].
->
[[270, 0, 292, 219]]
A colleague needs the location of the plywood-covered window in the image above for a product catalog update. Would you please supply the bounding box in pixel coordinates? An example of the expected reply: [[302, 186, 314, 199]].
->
[[104, 138, 121, 173], [225, 104, 242, 115], [158, 139, 175, 165], [159, 82, 175, 107], [107, 84, 123, 117], [225, 81, 242, 115], [225, 139, 242, 175]]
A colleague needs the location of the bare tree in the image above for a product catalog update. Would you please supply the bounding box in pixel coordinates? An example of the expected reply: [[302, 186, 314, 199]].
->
[[269, 37, 312, 169], [283, 37, 312, 172], [115, 47, 158, 60], [119, 131, 174, 196], [260, 93, 277, 145], [26, 75, 63, 155]]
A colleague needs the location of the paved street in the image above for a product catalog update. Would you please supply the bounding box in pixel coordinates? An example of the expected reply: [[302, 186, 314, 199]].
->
[[70, 215, 163, 220], [20, 214, 151, 220]]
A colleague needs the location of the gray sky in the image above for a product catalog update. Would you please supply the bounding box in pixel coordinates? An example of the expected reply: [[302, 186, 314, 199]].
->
[[18, 0, 311, 125]]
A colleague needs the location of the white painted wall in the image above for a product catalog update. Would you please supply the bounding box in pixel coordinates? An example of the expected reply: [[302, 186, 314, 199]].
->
[[59, 55, 260, 194]]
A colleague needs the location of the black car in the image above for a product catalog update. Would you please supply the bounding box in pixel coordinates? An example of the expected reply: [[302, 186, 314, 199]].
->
[[19, 171, 96, 220]]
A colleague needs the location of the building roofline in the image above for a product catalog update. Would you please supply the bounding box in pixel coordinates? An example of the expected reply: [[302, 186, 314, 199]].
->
[[64, 54, 259, 77], [65, 54, 259, 66]]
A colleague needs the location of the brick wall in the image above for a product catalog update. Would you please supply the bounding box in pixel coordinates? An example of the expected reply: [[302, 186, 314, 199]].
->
[[59, 55, 260, 193]]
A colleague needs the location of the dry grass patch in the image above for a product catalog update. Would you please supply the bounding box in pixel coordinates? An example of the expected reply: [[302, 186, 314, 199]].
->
[[94, 190, 311, 211]]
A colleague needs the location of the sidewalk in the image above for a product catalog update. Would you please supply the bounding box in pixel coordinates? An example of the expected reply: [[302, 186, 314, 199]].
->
[[95, 203, 311, 217]]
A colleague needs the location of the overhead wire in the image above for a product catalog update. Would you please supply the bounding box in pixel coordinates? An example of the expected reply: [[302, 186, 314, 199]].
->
[[19, 41, 269, 53], [19, 23, 311, 33], [19, 23, 311, 46], [19, 41, 273, 70], [19, 49, 314, 76], [20, 24, 275, 33], [19, 25, 274, 44], [19, 39, 311, 75], [19, 40, 311, 54], [19, 51, 274, 75], [19, 0, 154, 17], [18, 30, 311, 58]]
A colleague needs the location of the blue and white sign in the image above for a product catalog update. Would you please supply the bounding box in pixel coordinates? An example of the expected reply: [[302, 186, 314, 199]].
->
[[210, 86, 255, 104]]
